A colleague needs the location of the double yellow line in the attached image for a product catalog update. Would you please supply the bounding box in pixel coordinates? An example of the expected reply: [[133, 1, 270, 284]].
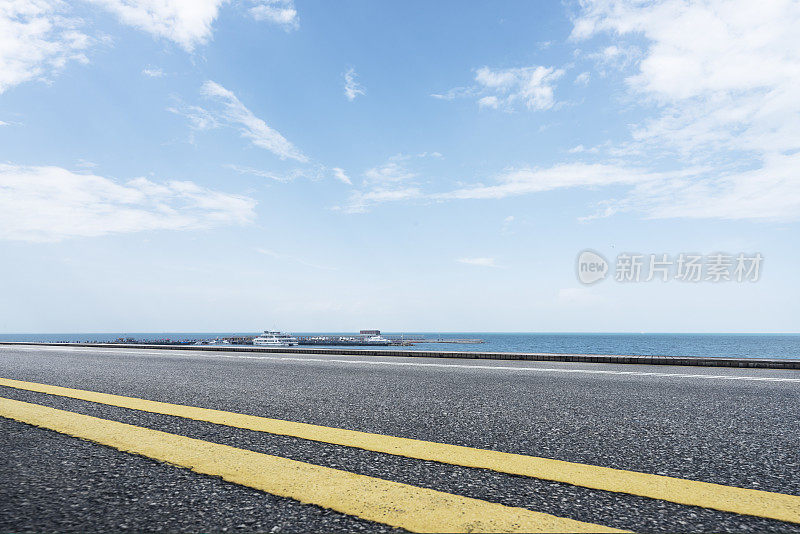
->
[[1, 377, 798, 532]]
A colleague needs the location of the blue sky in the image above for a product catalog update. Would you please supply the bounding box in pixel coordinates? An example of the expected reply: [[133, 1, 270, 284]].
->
[[1, 0, 798, 333]]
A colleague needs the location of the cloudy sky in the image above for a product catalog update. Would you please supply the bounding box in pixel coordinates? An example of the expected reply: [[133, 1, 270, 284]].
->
[[1, 0, 798, 333]]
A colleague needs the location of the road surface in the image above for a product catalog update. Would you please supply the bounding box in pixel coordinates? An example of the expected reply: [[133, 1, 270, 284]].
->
[[1, 344, 799, 532]]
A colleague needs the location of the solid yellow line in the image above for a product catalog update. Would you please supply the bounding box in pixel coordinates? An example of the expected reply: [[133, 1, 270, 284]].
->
[[0, 397, 622, 534], [1, 377, 799, 524]]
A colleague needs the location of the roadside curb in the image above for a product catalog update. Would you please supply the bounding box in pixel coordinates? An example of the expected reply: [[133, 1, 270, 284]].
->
[[2, 342, 799, 370]]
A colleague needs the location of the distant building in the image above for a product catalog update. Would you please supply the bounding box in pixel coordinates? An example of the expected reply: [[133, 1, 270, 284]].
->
[[359, 330, 381, 335]]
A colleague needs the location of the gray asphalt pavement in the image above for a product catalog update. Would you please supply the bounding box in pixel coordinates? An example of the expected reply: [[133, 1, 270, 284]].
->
[[1, 344, 799, 532]]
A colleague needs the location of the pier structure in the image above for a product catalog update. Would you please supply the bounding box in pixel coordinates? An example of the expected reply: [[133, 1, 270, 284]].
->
[[294, 335, 390, 346], [384, 335, 485, 344], [108, 332, 486, 347]]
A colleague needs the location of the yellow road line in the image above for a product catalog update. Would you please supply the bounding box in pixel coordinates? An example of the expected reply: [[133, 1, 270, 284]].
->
[[0, 397, 622, 534], [2, 377, 799, 524]]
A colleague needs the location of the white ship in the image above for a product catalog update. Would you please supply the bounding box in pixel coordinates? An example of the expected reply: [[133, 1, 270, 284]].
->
[[253, 330, 299, 346], [364, 334, 391, 345], [194, 338, 230, 346], [358, 329, 392, 345]]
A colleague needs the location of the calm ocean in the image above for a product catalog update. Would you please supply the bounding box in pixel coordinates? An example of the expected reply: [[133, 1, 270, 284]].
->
[[1, 333, 799, 360]]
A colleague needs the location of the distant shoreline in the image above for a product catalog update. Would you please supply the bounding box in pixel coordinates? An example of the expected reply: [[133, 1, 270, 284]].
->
[[2, 333, 800, 360]]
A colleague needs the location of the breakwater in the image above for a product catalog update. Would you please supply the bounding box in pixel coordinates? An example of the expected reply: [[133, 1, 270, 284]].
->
[[3, 342, 799, 370]]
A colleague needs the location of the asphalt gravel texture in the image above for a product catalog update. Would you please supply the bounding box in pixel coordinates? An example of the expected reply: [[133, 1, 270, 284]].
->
[[1, 345, 799, 533], [0, 418, 403, 533]]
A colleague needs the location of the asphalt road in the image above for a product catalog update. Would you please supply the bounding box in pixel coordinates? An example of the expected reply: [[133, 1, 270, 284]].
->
[[1, 344, 799, 532]]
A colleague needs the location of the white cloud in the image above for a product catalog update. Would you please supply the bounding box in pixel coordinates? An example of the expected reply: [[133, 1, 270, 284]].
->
[[343, 67, 365, 101], [226, 164, 302, 182], [0, 163, 256, 242], [587, 44, 639, 71], [142, 66, 164, 77], [457, 257, 498, 267], [331, 167, 352, 185], [422, 156, 800, 222], [431, 156, 800, 222], [168, 103, 219, 132], [351, 154, 800, 222], [0, 0, 301, 95], [329, 1, 800, 222], [177, 83, 351, 185], [201, 80, 307, 162], [340, 187, 422, 214], [474, 65, 564, 111], [363, 159, 417, 184], [501, 215, 515, 234], [574, 71, 591, 85], [86, 0, 297, 52], [339, 153, 445, 212], [436, 66, 564, 111], [227, 163, 351, 186], [0, 0, 93, 94], [567, 144, 600, 155], [249, 0, 298, 30], [435, 159, 800, 222], [437, 163, 652, 200], [75, 158, 98, 168], [86, 0, 225, 52], [340, 156, 420, 212], [478, 96, 499, 109], [568, 0, 800, 220], [572, 1, 800, 156], [624, 153, 800, 221], [358, 187, 420, 203], [430, 87, 473, 101]]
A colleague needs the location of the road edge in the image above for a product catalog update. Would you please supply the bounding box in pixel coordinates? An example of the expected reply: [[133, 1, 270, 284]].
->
[[2, 342, 799, 370]]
